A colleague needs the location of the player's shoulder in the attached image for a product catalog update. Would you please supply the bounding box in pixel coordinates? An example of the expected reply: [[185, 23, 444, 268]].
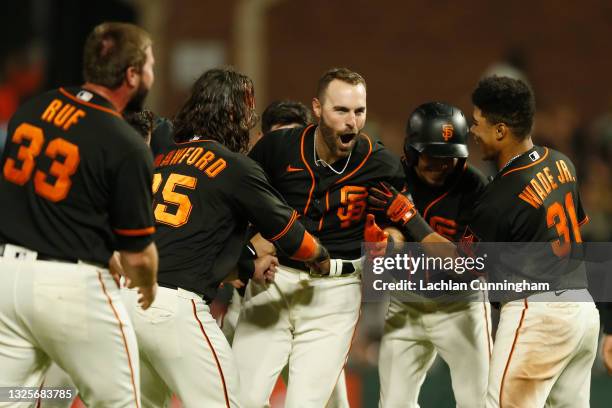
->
[[460, 163, 488, 190], [362, 133, 402, 172], [255, 125, 308, 149], [545, 146, 576, 169]]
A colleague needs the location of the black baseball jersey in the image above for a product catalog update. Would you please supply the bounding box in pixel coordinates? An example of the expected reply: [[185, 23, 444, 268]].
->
[[0, 87, 154, 264], [152, 138, 313, 302], [403, 161, 488, 294], [249, 124, 405, 262], [406, 161, 487, 241], [467, 146, 589, 291]]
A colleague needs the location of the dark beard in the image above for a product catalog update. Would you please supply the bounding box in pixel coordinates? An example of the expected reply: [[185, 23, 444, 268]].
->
[[124, 85, 149, 113], [318, 118, 339, 156]]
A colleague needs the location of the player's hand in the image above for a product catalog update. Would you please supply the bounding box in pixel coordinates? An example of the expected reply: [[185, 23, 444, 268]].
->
[[108, 251, 124, 288], [603, 334, 612, 375], [228, 279, 246, 289], [307, 244, 331, 275], [136, 283, 158, 310], [364, 214, 388, 257], [252, 254, 279, 285], [251, 233, 276, 256], [368, 182, 417, 225]]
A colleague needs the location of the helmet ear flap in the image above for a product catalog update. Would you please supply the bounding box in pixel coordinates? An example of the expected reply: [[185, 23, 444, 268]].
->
[[402, 145, 418, 168]]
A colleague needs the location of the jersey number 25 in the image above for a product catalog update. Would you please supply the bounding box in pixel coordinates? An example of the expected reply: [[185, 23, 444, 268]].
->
[[152, 172, 196, 227]]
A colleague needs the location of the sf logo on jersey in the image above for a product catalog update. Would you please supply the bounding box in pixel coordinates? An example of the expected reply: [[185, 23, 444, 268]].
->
[[337, 186, 367, 228]]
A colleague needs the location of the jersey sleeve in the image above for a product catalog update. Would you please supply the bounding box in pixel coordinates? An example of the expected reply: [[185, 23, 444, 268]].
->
[[248, 128, 291, 175], [109, 145, 155, 251], [231, 157, 316, 260]]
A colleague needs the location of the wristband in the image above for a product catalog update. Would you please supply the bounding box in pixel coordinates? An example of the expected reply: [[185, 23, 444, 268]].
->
[[400, 212, 433, 242]]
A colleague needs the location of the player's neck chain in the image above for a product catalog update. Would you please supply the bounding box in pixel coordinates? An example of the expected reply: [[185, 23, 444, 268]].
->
[[313, 127, 352, 175], [497, 151, 525, 175]]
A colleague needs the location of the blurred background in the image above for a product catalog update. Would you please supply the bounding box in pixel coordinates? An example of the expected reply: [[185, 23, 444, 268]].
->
[[1, 0, 610, 406]]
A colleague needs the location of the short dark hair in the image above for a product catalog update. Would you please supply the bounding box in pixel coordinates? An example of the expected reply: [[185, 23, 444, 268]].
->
[[261, 100, 312, 133], [471, 76, 535, 139], [124, 110, 154, 140], [82, 22, 152, 89], [316, 67, 366, 101], [173, 67, 257, 153]]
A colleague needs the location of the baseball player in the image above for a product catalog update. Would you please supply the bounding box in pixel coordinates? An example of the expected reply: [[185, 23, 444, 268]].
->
[[222, 99, 314, 339], [121, 68, 331, 408], [0, 22, 158, 407], [368, 77, 600, 407], [469, 76, 599, 407], [125, 109, 155, 145], [232, 67, 405, 407], [377, 102, 491, 408], [219, 99, 351, 408]]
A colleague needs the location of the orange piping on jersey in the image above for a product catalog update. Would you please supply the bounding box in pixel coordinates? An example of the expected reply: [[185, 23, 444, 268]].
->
[[578, 215, 590, 226], [423, 191, 450, 220], [291, 231, 317, 260], [191, 300, 231, 408], [300, 124, 317, 215], [268, 210, 298, 242], [499, 299, 528, 408], [58, 88, 122, 118], [422, 164, 467, 220], [175, 138, 214, 145], [97, 271, 140, 408], [502, 148, 549, 177], [113, 226, 155, 236], [334, 134, 373, 185]]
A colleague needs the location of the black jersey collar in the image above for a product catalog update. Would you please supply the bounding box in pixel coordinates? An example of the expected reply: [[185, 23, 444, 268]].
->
[[60, 86, 121, 117], [495, 146, 547, 180]]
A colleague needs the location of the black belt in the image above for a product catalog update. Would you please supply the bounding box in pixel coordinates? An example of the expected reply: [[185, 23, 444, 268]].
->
[[158, 282, 211, 304]]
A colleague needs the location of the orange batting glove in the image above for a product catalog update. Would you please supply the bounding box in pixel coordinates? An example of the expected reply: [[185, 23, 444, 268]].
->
[[364, 214, 388, 257]]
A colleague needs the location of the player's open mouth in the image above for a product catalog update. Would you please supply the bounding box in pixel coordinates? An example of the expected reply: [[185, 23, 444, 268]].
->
[[339, 133, 356, 144]]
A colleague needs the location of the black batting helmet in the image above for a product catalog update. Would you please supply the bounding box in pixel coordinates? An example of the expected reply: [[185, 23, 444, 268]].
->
[[404, 102, 469, 162]]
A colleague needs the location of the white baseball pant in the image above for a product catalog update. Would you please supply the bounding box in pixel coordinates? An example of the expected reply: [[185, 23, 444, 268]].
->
[[486, 290, 599, 408], [378, 291, 492, 408], [232, 264, 361, 407], [223, 288, 350, 408], [122, 286, 241, 408], [0, 255, 140, 408]]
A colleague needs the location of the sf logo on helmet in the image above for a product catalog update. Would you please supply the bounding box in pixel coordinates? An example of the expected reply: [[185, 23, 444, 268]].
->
[[442, 124, 454, 141]]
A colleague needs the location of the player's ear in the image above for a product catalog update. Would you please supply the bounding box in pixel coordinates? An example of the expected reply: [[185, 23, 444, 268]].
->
[[495, 123, 507, 141], [312, 97, 322, 118], [125, 66, 139, 88]]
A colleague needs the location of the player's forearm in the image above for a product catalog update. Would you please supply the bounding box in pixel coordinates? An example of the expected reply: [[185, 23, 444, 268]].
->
[[289, 231, 329, 263], [119, 242, 158, 286]]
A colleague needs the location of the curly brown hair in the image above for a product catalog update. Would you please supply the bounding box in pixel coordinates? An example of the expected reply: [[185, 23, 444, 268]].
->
[[173, 68, 257, 153]]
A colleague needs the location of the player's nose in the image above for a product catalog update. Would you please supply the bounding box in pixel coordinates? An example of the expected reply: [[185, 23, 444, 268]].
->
[[345, 112, 357, 130]]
